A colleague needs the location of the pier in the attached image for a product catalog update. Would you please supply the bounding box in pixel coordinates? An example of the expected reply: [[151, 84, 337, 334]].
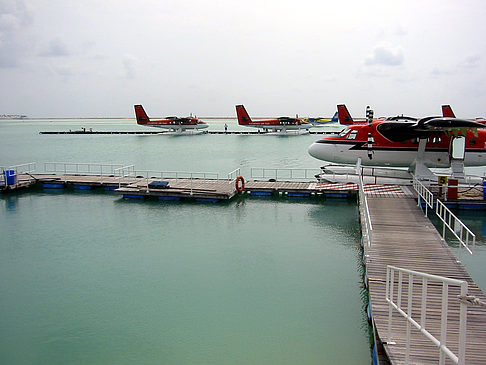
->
[[359, 177, 486, 364]]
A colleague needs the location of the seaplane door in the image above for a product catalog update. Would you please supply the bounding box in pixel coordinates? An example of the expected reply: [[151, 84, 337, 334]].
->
[[450, 135, 466, 161], [449, 135, 466, 178]]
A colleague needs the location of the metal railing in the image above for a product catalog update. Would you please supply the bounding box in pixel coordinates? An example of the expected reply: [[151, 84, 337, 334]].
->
[[250, 167, 320, 181], [358, 174, 373, 247], [386, 265, 468, 365], [436, 200, 476, 255], [227, 168, 241, 185], [412, 175, 475, 254], [2, 163, 37, 186], [8, 162, 37, 174], [413, 176, 434, 216], [44, 162, 124, 184], [114, 165, 136, 188], [114, 166, 239, 195]]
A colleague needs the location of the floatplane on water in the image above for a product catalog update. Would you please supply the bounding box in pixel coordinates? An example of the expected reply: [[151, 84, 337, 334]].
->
[[235, 104, 312, 134], [308, 104, 486, 184], [134, 104, 208, 133]]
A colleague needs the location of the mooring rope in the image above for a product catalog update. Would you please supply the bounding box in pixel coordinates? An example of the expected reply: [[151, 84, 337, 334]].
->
[[458, 295, 486, 308]]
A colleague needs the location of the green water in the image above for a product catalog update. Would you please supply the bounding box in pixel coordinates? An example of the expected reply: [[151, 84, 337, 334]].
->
[[2, 118, 485, 364], [1, 120, 372, 364], [0, 192, 369, 364]]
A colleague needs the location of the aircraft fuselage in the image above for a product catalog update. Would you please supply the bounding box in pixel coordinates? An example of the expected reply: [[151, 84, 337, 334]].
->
[[308, 122, 486, 167]]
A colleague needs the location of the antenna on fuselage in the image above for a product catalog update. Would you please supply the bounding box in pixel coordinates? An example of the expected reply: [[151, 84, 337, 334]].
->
[[366, 106, 374, 160]]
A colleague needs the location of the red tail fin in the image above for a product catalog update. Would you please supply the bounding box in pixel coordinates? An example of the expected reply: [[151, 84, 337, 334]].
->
[[337, 104, 354, 125], [134, 105, 150, 124], [441, 105, 455, 118], [235, 105, 252, 125]]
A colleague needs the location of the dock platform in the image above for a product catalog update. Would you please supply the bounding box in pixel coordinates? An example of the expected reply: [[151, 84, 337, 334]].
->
[[18, 173, 416, 201], [361, 195, 486, 364]]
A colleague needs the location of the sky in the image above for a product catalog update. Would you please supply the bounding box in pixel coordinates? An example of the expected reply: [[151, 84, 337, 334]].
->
[[1, 0, 486, 118]]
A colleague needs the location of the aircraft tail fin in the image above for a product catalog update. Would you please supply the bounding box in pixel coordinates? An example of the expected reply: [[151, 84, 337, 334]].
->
[[134, 104, 150, 124], [442, 105, 456, 118], [337, 104, 354, 125], [236, 105, 252, 125], [330, 111, 338, 123]]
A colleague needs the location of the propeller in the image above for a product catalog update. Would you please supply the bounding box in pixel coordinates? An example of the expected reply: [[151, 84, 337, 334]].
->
[[366, 106, 374, 160]]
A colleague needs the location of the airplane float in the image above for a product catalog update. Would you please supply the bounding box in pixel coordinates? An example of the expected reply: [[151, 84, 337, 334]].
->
[[308, 104, 486, 181], [134, 104, 208, 133], [235, 104, 312, 133]]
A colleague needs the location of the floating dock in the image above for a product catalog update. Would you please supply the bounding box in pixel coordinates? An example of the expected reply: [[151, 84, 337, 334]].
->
[[8, 173, 415, 201], [360, 193, 486, 364]]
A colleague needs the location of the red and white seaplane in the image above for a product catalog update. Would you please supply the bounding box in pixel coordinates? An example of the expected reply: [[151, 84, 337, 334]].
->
[[134, 105, 208, 133], [235, 104, 312, 133], [308, 105, 486, 182]]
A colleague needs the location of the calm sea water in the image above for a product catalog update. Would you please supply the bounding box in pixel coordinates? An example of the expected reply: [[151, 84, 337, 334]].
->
[[1, 119, 485, 364]]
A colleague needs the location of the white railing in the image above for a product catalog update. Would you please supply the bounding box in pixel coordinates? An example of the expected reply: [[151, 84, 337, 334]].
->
[[358, 174, 373, 246], [413, 176, 434, 216], [2, 163, 37, 186], [114, 165, 136, 188], [8, 162, 37, 174], [436, 200, 476, 255], [227, 168, 241, 185], [386, 265, 468, 365], [45, 162, 124, 176], [114, 166, 227, 194], [250, 167, 320, 181], [131, 170, 219, 181]]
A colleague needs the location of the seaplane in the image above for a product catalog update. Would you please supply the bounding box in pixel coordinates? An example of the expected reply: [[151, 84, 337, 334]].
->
[[303, 112, 339, 126], [308, 105, 486, 183], [235, 104, 312, 133], [134, 104, 208, 133]]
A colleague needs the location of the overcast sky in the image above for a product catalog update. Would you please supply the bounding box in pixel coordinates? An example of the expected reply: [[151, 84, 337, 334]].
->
[[1, 0, 485, 118]]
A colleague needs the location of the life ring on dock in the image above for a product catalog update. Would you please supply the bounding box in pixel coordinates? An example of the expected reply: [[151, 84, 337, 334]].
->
[[235, 176, 245, 193]]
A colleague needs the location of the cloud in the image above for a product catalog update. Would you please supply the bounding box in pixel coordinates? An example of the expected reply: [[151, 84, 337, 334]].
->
[[0, 0, 32, 68], [122, 54, 138, 79], [364, 45, 404, 66], [39, 38, 70, 57], [460, 55, 480, 69]]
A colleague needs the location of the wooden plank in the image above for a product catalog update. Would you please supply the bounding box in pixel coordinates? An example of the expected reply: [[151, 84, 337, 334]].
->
[[362, 196, 486, 364]]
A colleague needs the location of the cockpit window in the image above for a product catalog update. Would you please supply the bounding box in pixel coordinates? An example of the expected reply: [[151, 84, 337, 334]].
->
[[345, 130, 358, 140], [338, 129, 349, 137]]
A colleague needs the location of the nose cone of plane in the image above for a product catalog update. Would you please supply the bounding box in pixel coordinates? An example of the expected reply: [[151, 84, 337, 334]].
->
[[308, 142, 322, 160]]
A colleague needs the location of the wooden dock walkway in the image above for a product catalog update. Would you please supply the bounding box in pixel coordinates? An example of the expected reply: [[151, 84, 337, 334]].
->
[[362, 195, 486, 364], [14, 173, 416, 201]]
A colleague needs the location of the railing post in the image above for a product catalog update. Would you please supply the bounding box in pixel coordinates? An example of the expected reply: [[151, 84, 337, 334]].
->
[[388, 268, 395, 341], [458, 282, 467, 365], [405, 273, 414, 364], [439, 283, 449, 365]]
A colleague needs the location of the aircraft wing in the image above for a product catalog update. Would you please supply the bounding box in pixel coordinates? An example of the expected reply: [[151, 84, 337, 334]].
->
[[377, 117, 486, 142]]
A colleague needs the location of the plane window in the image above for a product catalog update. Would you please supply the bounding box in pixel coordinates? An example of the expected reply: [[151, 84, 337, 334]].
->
[[469, 138, 476, 145]]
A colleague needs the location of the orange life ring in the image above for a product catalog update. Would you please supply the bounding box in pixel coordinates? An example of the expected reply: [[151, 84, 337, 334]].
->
[[235, 176, 245, 193]]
